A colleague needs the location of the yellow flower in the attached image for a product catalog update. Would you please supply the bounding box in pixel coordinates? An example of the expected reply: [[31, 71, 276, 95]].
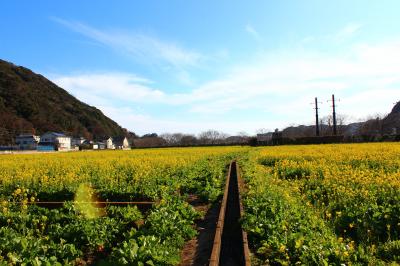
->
[[14, 188, 21, 195], [295, 239, 304, 249], [279, 245, 286, 252]]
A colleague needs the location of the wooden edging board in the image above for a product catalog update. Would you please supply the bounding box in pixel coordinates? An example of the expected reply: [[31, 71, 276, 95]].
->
[[209, 161, 251, 266]]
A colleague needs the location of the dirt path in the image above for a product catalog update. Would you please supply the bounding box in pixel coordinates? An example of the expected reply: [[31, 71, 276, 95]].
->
[[180, 161, 250, 266], [180, 197, 221, 266]]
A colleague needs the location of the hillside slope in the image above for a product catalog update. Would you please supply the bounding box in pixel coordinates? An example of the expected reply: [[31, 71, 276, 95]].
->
[[382, 102, 400, 134], [0, 59, 125, 144], [280, 102, 400, 138]]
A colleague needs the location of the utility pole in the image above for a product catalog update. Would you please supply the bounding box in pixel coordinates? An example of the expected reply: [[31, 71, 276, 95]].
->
[[327, 94, 338, 135], [332, 94, 337, 135], [312, 97, 321, 136]]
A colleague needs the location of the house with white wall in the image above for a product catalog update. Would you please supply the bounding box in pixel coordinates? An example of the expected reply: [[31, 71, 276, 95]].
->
[[104, 137, 114, 149], [39, 132, 71, 151], [104, 136, 130, 149], [113, 136, 130, 149]]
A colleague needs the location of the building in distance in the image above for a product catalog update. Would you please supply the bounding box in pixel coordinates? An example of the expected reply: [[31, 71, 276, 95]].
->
[[38, 132, 71, 151], [15, 134, 40, 150]]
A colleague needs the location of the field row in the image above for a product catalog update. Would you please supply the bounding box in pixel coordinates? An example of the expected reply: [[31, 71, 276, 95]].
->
[[240, 143, 400, 265], [0, 147, 248, 265], [1, 143, 400, 265]]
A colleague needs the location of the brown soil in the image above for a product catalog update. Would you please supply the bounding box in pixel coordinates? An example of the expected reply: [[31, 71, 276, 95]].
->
[[179, 196, 221, 266]]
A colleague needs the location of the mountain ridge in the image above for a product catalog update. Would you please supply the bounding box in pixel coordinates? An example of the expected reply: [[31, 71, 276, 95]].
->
[[280, 102, 400, 139], [0, 59, 126, 144]]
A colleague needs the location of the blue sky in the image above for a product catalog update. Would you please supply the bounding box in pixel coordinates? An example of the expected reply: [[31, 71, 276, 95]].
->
[[1, 1, 400, 135]]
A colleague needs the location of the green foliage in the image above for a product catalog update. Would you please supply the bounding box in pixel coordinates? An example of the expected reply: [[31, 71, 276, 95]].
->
[[106, 197, 200, 265], [377, 240, 400, 261], [0, 59, 125, 142], [239, 144, 400, 264], [0, 148, 246, 264], [241, 168, 358, 264]]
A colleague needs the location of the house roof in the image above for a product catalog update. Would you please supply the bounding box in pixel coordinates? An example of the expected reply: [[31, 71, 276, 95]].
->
[[112, 136, 128, 145], [53, 132, 67, 137], [16, 134, 38, 139], [42, 132, 67, 137]]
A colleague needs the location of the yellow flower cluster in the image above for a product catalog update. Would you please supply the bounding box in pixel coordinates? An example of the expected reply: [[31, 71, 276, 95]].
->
[[255, 142, 400, 250], [0, 146, 247, 196]]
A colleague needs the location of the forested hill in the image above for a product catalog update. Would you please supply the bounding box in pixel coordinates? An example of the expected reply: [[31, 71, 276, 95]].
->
[[0, 59, 125, 144]]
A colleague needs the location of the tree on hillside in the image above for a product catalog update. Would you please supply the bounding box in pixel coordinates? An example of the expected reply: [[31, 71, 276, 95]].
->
[[141, 133, 158, 138], [358, 114, 386, 137]]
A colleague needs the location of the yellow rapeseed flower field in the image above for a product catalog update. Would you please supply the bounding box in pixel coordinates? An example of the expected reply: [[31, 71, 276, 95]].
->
[[0, 146, 249, 265], [242, 142, 400, 264], [0, 146, 248, 201]]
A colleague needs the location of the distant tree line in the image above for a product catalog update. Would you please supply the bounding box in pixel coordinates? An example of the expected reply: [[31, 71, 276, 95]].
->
[[130, 130, 249, 148]]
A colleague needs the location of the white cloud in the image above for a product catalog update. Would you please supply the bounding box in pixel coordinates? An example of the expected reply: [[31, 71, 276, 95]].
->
[[172, 39, 400, 120], [300, 23, 363, 45], [52, 17, 203, 68], [341, 89, 399, 120], [335, 23, 363, 41], [245, 24, 261, 41], [96, 105, 274, 135], [52, 72, 165, 106], [51, 37, 400, 134]]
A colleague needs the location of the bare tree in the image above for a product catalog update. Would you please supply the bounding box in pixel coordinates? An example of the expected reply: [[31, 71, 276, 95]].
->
[[160, 133, 174, 145], [171, 133, 184, 144], [320, 115, 333, 136], [359, 114, 385, 136], [336, 113, 348, 135], [160, 133, 185, 146], [180, 134, 197, 146], [198, 130, 228, 145]]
